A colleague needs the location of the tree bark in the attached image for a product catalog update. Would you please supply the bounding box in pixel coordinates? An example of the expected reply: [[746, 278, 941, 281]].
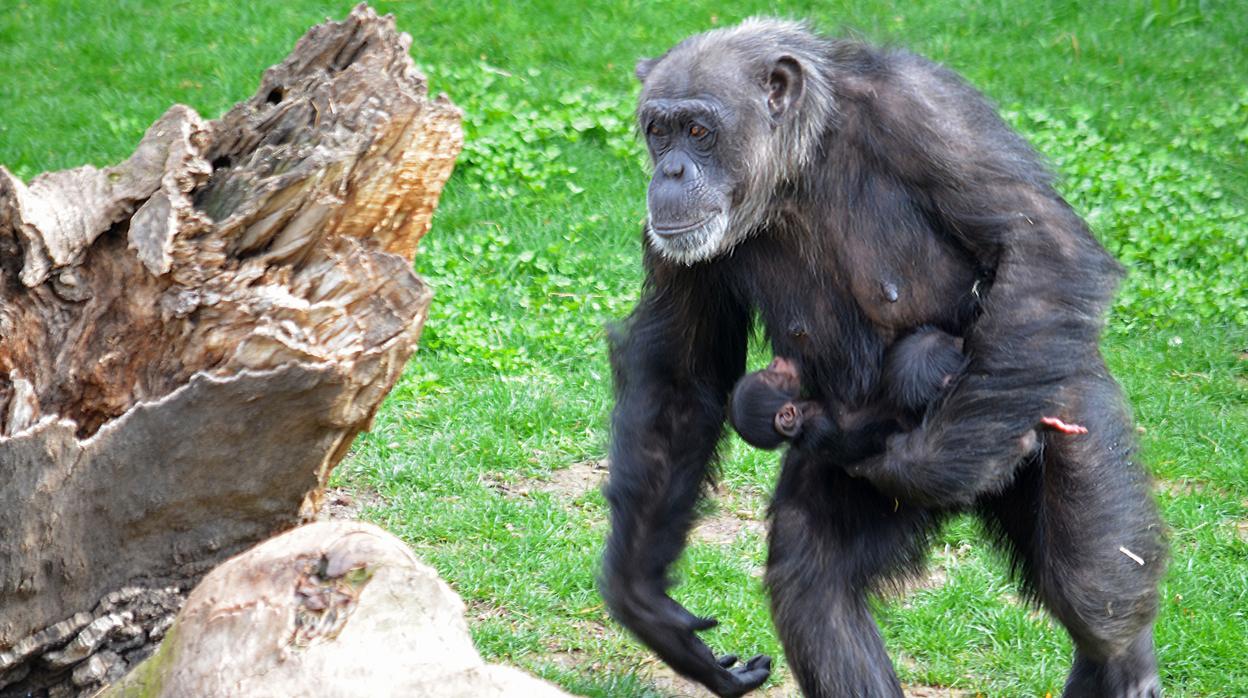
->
[[0, 4, 461, 694]]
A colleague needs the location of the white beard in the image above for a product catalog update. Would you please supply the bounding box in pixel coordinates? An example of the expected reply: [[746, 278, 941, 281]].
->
[[644, 211, 730, 265], [645, 195, 772, 266]]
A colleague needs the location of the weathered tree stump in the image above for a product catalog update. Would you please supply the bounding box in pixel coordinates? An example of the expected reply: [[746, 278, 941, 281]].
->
[[0, 4, 461, 694]]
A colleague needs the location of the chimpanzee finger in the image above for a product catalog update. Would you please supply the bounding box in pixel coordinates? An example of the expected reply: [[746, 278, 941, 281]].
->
[[744, 654, 772, 672], [688, 614, 719, 631], [717, 654, 739, 668]]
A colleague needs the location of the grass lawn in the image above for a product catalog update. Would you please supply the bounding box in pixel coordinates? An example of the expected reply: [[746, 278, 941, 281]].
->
[[3, 1, 1246, 696]]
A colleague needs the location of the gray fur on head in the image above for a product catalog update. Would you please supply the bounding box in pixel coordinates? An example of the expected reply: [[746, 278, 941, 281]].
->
[[636, 18, 835, 264]]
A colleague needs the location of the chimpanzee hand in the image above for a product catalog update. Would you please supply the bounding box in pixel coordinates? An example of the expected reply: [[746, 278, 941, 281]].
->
[[712, 653, 774, 697], [600, 577, 771, 696]]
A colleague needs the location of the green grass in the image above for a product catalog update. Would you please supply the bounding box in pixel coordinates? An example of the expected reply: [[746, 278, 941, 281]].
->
[[3, 1, 1246, 696]]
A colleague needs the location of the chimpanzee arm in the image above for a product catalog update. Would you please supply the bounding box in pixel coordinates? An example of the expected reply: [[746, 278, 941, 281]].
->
[[844, 60, 1123, 507], [851, 195, 1120, 506], [800, 407, 899, 464], [599, 253, 767, 696]]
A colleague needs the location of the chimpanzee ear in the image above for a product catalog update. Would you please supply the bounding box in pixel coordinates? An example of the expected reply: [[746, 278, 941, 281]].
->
[[766, 55, 804, 123], [635, 57, 659, 82], [774, 403, 802, 438]]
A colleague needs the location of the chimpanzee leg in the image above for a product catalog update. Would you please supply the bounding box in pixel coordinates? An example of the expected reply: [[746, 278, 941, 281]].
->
[[766, 447, 945, 698], [981, 372, 1166, 698]]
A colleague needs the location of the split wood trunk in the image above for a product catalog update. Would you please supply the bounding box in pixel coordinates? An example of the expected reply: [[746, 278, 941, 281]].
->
[[0, 4, 461, 694]]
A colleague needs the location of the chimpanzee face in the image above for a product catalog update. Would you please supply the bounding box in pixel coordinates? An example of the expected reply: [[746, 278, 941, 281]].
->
[[635, 44, 803, 264], [638, 96, 736, 264]]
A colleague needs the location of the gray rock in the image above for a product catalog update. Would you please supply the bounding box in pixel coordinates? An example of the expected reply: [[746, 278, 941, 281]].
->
[[102, 522, 572, 698]]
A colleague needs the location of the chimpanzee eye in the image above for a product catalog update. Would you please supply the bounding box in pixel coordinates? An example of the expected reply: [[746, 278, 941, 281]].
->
[[689, 124, 708, 139], [648, 122, 666, 137]]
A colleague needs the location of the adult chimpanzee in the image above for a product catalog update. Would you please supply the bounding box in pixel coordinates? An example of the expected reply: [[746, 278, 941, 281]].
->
[[599, 18, 1165, 698], [729, 327, 968, 452]]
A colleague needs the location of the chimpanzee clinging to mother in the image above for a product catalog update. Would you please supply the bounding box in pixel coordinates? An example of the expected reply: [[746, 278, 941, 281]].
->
[[599, 18, 1166, 698]]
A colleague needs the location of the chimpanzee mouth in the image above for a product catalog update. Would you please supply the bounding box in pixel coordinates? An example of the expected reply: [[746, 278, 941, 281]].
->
[[650, 217, 713, 237]]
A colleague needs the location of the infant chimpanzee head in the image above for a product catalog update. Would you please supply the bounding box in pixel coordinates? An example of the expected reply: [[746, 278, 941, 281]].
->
[[729, 356, 803, 450], [881, 327, 967, 415]]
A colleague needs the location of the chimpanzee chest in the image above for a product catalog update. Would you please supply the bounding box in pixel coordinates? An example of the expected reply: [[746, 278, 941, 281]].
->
[[842, 230, 979, 336], [732, 230, 978, 401]]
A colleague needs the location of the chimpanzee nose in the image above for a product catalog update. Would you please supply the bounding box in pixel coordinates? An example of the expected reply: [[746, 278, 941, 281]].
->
[[661, 157, 686, 179]]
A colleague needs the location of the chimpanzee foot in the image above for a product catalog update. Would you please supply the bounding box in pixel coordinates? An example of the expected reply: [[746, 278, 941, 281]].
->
[[1041, 416, 1088, 434]]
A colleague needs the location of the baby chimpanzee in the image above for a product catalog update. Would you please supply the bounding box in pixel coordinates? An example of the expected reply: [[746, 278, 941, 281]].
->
[[729, 327, 1088, 458], [729, 326, 967, 457], [728, 327, 1083, 459]]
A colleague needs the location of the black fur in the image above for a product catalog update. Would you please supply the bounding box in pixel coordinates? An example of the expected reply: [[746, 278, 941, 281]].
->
[[601, 19, 1166, 698], [730, 327, 964, 455], [882, 326, 968, 415]]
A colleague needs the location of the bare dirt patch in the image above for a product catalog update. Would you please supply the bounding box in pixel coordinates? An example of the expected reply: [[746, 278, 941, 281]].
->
[[481, 459, 608, 500], [901, 565, 949, 595], [1153, 477, 1242, 502], [1154, 478, 1210, 498], [315, 486, 385, 522], [478, 471, 521, 497], [537, 459, 609, 497], [690, 484, 770, 546], [904, 687, 975, 697], [691, 510, 767, 545], [465, 598, 522, 625], [891, 542, 972, 599]]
